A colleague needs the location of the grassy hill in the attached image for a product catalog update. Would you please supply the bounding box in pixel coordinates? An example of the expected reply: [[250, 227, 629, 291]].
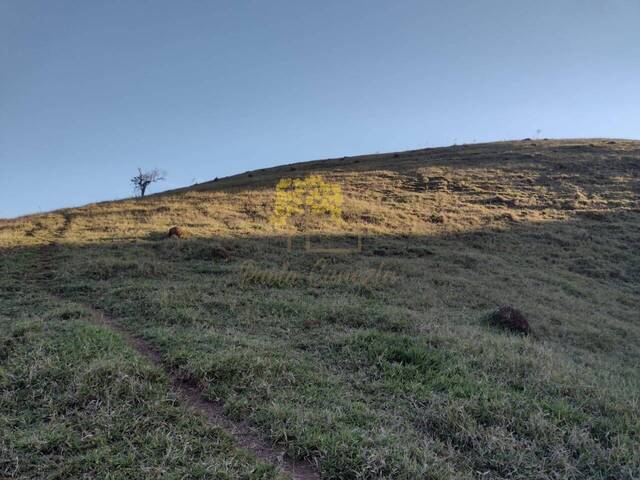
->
[[1, 139, 639, 479]]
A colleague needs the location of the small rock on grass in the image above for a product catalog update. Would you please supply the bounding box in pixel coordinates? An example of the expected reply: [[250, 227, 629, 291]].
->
[[484, 305, 531, 335], [168, 226, 185, 238]]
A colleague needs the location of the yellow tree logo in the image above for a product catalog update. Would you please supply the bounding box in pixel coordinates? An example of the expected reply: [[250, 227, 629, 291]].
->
[[271, 175, 343, 227], [271, 175, 358, 252]]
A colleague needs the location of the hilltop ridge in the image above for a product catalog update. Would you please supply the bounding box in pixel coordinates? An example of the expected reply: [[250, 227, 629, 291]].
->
[[164, 137, 640, 194]]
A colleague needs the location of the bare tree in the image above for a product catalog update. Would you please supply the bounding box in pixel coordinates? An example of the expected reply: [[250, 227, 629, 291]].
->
[[131, 168, 165, 197]]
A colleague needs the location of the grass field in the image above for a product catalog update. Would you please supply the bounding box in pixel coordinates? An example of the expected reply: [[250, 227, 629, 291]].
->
[[1, 139, 639, 479]]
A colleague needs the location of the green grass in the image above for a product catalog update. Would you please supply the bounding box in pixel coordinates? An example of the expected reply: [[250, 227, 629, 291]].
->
[[0, 254, 283, 479], [1, 139, 639, 478], [39, 230, 639, 479]]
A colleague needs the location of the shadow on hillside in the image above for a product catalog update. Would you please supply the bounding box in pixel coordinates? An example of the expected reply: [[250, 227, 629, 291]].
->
[[3, 208, 640, 480], [2, 209, 639, 366], [2, 210, 638, 286]]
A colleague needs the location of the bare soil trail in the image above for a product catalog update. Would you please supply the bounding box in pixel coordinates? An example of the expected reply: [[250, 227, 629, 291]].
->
[[35, 216, 321, 480]]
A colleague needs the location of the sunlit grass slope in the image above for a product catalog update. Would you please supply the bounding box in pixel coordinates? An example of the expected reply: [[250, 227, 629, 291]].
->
[[1, 139, 639, 479]]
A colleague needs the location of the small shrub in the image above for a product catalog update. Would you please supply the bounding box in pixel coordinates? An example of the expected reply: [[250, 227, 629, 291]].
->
[[428, 212, 445, 224]]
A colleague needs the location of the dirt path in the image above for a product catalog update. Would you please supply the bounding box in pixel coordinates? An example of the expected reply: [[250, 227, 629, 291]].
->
[[75, 300, 320, 480], [36, 224, 321, 480]]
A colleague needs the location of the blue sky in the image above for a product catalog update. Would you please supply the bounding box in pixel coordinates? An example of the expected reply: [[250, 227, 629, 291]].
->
[[1, 1, 639, 218]]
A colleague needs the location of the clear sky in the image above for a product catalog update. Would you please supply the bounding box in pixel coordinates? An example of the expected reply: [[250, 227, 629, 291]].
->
[[1, 1, 639, 218]]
